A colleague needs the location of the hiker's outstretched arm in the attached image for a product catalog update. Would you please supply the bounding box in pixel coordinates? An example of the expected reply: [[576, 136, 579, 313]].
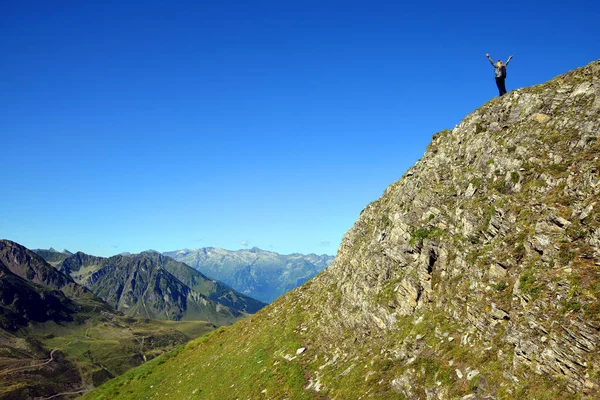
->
[[486, 54, 495, 66], [506, 55, 513, 65]]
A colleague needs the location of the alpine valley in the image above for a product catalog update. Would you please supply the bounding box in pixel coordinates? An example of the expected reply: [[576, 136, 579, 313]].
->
[[83, 60, 600, 399], [0, 241, 265, 399]]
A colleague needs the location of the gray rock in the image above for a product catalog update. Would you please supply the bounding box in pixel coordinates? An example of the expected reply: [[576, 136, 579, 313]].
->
[[163, 60, 600, 399], [490, 308, 510, 320], [488, 263, 507, 280], [467, 370, 480, 380]]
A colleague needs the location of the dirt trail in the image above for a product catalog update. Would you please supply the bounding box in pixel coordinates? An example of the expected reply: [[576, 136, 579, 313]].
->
[[42, 389, 91, 399], [0, 349, 57, 376]]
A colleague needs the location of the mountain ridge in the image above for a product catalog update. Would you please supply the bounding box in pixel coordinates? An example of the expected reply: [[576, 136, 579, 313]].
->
[[34, 248, 266, 324], [86, 60, 600, 399], [164, 247, 334, 303]]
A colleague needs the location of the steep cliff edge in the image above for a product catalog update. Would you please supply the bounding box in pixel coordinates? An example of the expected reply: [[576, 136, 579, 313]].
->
[[85, 60, 600, 400], [307, 59, 600, 397]]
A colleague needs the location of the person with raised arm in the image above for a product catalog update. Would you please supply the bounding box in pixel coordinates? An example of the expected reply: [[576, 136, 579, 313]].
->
[[486, 54, 513, 96]]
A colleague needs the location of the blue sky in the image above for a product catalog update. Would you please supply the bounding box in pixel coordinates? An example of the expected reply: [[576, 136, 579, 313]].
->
[[2, 0, 599, 257]]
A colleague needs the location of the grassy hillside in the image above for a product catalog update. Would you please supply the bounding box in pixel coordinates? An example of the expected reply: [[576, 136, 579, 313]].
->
[[81, 294, 310, 400], [1, 313, 214, 399]]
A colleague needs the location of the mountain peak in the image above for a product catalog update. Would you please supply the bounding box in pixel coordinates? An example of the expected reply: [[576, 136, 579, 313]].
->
[[44, 249, 267, 323], [91, 60, 600, 399], [1, 240, 75, 289], [165, 247, 334, 303]]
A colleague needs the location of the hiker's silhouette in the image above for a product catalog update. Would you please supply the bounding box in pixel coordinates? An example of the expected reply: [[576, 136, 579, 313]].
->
[[486, 54, 513, 96]]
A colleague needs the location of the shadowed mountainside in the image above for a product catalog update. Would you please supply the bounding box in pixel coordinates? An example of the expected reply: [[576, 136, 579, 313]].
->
[[1, 240, 214, 399], [35, 249, 266, 325]]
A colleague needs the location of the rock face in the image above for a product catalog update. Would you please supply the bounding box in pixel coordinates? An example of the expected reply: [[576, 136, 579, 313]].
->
[[304, 60, 600, 395], [70, 252, 265, 324], [164, 247, 334, 303], [84, 60, 600, 400], [308, 59, 600, 397]]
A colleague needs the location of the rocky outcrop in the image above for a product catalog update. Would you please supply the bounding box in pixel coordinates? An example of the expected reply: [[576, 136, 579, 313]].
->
[[83, 60, 600, 400], [305, 59, 600, 397]]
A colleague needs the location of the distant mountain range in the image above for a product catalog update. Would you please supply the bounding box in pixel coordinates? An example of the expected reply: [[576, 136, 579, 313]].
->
[[35, 249, 266, 324], [30, 247, 72, 265], [2, 241, 328, 398], [164, 247, 334, 303]]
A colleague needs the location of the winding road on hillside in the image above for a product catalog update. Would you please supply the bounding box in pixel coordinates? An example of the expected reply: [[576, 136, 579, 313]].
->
[[0, 349, 57, 376], [42, 389, 91, 399]]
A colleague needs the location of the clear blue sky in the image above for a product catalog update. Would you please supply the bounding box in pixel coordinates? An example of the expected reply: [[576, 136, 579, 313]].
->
[[2, 1, 599, 257]]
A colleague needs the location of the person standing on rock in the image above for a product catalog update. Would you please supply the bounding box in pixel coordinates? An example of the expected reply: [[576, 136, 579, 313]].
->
[[486, 54, 513, 96]]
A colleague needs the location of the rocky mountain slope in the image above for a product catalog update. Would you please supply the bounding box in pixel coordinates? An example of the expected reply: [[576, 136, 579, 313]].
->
[[1, 241, 100, 307], [36, 249, 265, 324], [0, 241, 87, 331], [0, 240, 211, 399], [86, 60, 600, 399], [164, 247, 334, 303]]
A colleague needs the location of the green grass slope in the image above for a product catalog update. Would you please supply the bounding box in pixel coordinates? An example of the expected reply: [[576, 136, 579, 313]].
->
[[81, 287, 510, 400], [81, 294, 311, 400]]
